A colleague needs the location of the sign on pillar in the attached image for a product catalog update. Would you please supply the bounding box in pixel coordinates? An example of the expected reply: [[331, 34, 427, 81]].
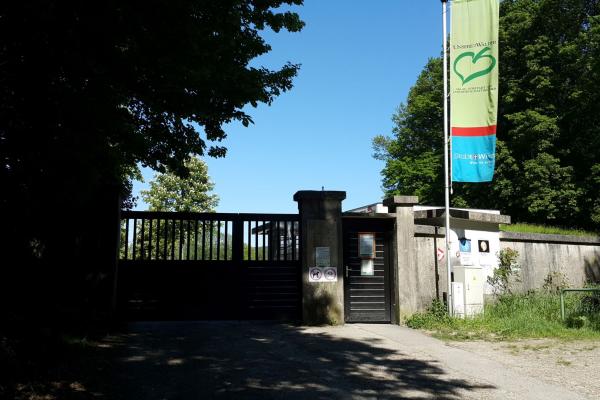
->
[[309, 246, 337, 282]]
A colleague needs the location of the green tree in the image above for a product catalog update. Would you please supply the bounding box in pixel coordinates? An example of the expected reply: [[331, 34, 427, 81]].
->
[[120, 157, 220, 260], [373, 58, 445, 206], [141, 157, 219, 212], [374, 0, 600, 229]]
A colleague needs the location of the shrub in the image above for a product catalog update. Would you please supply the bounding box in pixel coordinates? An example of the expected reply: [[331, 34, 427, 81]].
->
[[542, 271, 570, 294], [566, 315, 589, 329], [566, 285, 600, 331], [406, 299, 451, 329], [488, 248, 520, 295]]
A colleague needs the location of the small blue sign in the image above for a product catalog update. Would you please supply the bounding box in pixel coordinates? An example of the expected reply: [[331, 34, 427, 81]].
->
[[459, 238, 471, 253]]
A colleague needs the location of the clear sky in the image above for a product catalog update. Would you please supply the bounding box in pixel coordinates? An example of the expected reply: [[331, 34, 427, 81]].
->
[[132, 1, 443, 213]]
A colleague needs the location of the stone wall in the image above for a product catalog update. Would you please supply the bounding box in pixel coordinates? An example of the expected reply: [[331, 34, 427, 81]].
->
[[499, 232, 600, 290]]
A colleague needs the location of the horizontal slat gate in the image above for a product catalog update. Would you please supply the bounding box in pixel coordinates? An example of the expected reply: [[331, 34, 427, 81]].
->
[[117, 211, 300, 320], [344, 219, 392, 323], [243, 217, 300, 319]]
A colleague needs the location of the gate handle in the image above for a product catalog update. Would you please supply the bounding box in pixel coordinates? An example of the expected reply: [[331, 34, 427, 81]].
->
[[345, 265, 349, 278]]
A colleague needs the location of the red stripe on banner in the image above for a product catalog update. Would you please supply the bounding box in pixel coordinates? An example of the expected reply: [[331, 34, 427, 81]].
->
[[452, 125, 497, 137]]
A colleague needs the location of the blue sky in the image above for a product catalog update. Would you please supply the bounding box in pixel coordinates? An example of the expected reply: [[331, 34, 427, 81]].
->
[[133, 1, 443, 213]]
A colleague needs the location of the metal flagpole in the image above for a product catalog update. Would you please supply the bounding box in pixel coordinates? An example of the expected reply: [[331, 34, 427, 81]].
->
[[448, 0, 453, 197], [442, 0, 453, 315]]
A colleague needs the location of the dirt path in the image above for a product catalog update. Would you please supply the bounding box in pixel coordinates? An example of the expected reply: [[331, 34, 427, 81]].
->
[[449, 339, 600, 400]]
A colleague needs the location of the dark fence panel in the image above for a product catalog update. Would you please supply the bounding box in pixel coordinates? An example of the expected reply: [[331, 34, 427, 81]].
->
[[117, 211, 301, 320]]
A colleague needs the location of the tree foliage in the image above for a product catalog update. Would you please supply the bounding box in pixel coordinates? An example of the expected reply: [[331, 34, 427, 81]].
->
[[141, 157, 219, 213], [374, 0, 600, 229], [1, 0, 303, 251], [373, 58, 444, 205], [0, 1, 304, 325]]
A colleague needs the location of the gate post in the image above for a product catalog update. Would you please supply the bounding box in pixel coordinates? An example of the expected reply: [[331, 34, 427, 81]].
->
[[383, 195, 419, 322], [294, 190, 346, 325]]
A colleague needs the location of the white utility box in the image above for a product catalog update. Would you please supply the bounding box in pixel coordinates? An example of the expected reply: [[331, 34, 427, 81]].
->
[[452, 265, 484, 317], [451, 282, 465, 318]]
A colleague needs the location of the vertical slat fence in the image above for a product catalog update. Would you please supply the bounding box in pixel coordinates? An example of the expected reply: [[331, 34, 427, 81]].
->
[[118, 211, 300, 320]]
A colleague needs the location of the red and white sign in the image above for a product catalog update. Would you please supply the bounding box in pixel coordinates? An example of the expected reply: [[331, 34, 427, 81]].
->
[[437, 248, 445, 261]]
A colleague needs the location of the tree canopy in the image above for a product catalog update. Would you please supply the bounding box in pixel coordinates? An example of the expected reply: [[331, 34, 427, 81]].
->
[[0, 1, 304, 324], [374, 0, 600, 230], [141, 157, 219, 212], [1, 0, 303, 249]]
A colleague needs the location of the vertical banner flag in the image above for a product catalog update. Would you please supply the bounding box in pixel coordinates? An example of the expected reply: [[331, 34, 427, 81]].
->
[[450, 0, 499, 182]]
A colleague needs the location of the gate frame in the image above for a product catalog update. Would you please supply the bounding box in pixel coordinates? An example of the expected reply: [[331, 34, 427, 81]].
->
[[116, 211, 301, 320], [341, 215, 396, 324]]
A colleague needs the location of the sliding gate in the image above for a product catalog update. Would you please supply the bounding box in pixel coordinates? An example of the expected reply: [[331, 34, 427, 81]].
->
[[117, 211, 301, 320]]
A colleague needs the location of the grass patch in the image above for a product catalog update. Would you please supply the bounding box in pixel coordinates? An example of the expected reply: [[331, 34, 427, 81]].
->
[[521, 343, 551, 351], [407, 292, 600, 341], [500, 223, 598, 237]]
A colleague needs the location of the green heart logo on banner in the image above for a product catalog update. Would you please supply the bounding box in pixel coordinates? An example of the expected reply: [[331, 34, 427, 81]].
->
[[453, 46, 496, 85]]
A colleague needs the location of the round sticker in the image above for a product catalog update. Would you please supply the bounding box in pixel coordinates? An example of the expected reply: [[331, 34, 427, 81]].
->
[[309, 267, 322, 281], [324, 267, 337, 281]]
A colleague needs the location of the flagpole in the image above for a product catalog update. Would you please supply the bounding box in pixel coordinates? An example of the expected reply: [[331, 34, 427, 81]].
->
[[442, 0, 453, 315]]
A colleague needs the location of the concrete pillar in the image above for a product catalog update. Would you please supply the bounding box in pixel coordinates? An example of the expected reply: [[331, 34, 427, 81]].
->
[[383, 195, 419, 321], [294, 190, 346, 325]]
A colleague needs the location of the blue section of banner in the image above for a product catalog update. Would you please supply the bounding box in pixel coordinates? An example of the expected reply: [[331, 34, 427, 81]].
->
[[452, 135, 496, 182]]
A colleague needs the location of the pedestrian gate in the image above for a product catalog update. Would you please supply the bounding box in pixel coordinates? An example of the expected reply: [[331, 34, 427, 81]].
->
[[117, 211, 301, 320], [343, 217, 394, 323]]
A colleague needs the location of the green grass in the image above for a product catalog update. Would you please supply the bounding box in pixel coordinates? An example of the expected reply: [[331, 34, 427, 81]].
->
[[407, 292, 600, 341], [500, 223, 598, 237]]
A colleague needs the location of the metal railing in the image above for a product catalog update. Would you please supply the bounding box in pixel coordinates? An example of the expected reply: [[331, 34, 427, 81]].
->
[[119, 211, 300, 262]]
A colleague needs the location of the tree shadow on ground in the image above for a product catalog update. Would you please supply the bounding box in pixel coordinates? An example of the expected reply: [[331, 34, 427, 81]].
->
[[8, 322, 495, 400]]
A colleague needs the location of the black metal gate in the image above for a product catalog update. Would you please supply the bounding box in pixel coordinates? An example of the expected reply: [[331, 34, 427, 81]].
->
[[343, 217, 394, 323], [117, 211, 301, 320]]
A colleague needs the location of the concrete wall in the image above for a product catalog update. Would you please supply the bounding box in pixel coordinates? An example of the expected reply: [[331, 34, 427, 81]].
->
[[407, 228, 600, 318], [500, 232, 600, 290], [412, 225, 448, 313]]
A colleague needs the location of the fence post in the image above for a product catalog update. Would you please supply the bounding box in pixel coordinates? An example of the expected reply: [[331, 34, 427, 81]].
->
[[560, 289, 566, 321], [231, 215, 244, 317], [231, 215, 244, 263]]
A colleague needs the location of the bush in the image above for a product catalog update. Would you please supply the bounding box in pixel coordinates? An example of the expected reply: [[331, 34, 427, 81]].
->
[[406, 299, 451, 329], [487, 248, 520, 295], [565, 286, 600, 331], [542, 271, 570, 294], [566, 315, 589, 329]]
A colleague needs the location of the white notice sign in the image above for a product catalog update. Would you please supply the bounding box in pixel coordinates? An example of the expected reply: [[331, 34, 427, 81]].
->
[[315, 247, 331, 267], [359, 233, 375, 258], [361, 259, 374, 276], [460, 253, 473, 266]]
